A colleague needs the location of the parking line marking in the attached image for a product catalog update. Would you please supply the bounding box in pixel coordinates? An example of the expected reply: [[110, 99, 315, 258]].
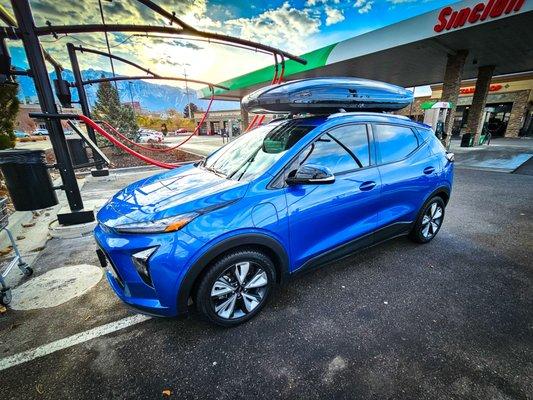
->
[[0, 314, 151, 372]]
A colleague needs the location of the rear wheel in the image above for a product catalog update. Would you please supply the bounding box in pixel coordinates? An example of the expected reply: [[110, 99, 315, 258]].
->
[[195, 249, 275, 327], [410, 196, 445, 243]]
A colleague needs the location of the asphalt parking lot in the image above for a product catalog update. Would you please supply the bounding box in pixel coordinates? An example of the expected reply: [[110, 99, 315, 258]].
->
[[0, 167, 531, 399]]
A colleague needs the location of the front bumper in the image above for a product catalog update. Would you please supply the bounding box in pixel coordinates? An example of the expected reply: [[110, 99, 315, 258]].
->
[[94, 223, 203, 317]]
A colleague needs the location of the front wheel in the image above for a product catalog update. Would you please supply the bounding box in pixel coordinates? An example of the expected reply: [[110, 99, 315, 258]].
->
[[410, 196, 445, 243], [195, 249, 275, 327]]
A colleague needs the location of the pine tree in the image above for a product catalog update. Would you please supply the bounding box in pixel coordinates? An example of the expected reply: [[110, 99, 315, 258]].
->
[[93, 77, 138, 142], [0, 82, 19, 150], [183, 102, 198, 119]]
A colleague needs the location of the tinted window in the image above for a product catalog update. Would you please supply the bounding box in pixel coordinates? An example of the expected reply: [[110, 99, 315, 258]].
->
[[375, 124, 418, 164], [299, 135, 356, 175], [328, 125, 370, 168]]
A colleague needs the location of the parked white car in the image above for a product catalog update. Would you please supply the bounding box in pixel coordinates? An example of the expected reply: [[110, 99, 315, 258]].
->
[[137, 130, 163, 143], [32, 128, 49, 136]]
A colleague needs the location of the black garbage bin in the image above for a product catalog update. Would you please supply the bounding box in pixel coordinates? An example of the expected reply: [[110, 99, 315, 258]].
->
[[460, 133, 472, 147], [0, 149, 58, 211], [66, 137, 89, 166]]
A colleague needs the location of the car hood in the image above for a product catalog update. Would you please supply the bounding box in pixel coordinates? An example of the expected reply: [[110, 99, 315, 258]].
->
[[97, 164, 248, 227]]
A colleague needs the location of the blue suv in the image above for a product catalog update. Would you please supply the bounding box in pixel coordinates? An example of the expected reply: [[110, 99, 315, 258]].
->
[[95, 113, 454, 326]]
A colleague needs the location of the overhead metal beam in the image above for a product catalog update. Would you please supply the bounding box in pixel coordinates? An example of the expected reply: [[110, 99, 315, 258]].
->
[[133, 0, 193, 30], [73, 45, 161, 78], [34, 24, 307, 65], [0, 4, 16, 26], [82, 75, 229, 90]]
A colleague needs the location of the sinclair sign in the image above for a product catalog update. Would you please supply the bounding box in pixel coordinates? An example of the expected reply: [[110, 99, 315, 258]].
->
[[434, 0, 525, 32]]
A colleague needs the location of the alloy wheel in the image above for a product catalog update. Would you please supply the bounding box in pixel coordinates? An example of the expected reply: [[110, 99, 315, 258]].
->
[[421, 202, 443, 239], [210, 261, 269, 320]]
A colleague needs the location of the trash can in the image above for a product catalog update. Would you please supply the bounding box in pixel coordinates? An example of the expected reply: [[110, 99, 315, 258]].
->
[[66, 137, 89, 166], [0, 149, 58, 211], [460, 133, 472, 147]]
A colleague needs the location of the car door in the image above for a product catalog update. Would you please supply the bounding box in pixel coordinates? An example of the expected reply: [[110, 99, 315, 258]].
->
[[373, 123, 438, 233], [284, 123, 381, 271]]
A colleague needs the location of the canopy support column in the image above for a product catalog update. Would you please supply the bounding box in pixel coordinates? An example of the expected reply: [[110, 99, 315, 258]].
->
[[440, 49, 468, 147], [240, 105, 249, 133], [464, 65, 495, 146]]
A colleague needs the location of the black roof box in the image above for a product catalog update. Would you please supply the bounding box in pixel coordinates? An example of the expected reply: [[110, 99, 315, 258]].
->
[[242, 77, 414, 114]]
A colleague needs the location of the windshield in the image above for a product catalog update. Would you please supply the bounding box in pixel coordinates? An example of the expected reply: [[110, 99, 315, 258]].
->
[[202, 120, 315, 182]]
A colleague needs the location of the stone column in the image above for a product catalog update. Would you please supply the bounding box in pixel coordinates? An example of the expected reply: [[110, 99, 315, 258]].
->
[[505, 90, 529, 138], [465, 65, 496, 145], [440, 50, 469, 147], [240, 103, 249, 133]]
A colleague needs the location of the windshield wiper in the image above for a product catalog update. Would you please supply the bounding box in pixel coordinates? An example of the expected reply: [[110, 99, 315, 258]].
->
[[204, 165, 226, 178]]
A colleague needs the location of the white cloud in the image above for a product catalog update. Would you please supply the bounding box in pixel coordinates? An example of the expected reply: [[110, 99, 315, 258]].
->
[[224, 2, 321, 53], [306, 0, 340, 5], [354, 0, 374, 14], [325, 7, 345, 26]]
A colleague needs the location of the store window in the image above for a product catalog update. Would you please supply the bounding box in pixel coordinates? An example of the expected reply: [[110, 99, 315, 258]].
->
[[453, 102, 513, 137]]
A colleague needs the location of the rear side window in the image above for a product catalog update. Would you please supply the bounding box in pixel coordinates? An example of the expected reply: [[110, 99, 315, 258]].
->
[[374, 124, 418, 164]]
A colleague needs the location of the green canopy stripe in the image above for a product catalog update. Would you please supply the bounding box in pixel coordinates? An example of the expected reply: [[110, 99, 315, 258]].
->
[[200, 43, 337, 98]]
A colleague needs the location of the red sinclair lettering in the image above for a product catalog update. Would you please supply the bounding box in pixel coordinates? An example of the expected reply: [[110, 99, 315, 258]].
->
[[434, 0, 526, 33], [468, 3, 485, 23], [480, 0, 495, 20]]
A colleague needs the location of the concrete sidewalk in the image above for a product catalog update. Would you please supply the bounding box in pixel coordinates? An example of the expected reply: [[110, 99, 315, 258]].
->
[[450, 137, 533, 173]]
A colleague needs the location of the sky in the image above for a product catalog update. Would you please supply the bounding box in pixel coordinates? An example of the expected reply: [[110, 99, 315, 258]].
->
[[3, 0, 460, 91]]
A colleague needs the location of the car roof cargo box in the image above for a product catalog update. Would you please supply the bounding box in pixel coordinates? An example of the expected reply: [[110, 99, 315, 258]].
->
[[242, 77, 414, 114]]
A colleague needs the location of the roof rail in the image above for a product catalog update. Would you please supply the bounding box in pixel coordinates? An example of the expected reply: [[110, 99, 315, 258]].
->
[[327, 112, 412, 120]]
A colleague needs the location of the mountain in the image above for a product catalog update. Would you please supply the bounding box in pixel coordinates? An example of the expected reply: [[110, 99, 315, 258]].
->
[[14, 68, 239, 113]]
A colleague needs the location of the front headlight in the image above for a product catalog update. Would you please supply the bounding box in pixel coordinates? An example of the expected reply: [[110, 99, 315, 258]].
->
[[113, 212, 199, 234]]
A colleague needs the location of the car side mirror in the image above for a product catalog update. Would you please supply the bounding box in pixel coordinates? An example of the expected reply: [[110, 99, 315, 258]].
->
[[286, 164, 335, 185]]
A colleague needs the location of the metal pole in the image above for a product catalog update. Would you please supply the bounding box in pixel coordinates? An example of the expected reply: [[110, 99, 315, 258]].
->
[[11, 0, 89, 221], [128, 81, 135, 115], [67, 42, 104, 170], [185, 75, 191, 119], [180, 63, 192, 119], [97, 0, 118, 90]]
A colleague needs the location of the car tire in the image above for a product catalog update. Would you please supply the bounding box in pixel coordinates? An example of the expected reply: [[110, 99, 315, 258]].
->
[[409, 196, 446, 244], [195, 249, 275, 327]]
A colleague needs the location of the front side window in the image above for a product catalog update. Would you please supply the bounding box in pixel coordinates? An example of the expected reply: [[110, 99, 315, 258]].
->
[[328, 124, 370, 168], [374, 124, 418, 164], [202, 120, 314, 182], [295, 124, 370, 175]]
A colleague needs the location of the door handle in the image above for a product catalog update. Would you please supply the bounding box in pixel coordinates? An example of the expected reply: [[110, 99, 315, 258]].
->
[[423, 166, 436, 175], [359, 181, 376, 191]]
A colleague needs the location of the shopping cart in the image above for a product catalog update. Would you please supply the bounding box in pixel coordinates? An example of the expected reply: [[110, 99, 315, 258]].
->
[[0, 197, 33, 305]]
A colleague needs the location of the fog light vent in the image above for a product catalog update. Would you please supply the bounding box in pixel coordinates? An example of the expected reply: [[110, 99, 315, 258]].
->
[[132, 247, 158, 287]]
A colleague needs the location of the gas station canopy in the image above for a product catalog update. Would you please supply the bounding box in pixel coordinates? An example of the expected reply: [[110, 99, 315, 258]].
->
[[200, 0, 533, 100]]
